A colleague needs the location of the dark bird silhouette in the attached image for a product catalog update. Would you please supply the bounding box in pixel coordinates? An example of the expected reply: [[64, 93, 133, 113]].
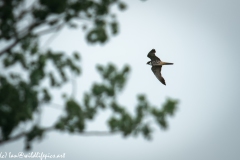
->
[[146, 49, 173, 85]]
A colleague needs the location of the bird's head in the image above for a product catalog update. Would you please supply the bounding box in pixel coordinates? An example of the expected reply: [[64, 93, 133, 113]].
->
[[146, 61, 151, 65]]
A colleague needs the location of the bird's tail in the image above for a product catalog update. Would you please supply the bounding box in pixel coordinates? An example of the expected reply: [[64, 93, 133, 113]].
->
[[161, 62, 174, 65]]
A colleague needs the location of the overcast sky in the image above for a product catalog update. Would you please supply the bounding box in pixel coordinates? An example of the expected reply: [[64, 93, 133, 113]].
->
[[1, 0, 240, 160]]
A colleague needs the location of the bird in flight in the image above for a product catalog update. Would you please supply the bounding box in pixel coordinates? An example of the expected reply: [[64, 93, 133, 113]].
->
[[146, 49, 173, 85]]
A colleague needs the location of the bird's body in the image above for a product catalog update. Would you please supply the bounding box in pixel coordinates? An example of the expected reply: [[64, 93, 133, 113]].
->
[[146, 49, 173, 85]]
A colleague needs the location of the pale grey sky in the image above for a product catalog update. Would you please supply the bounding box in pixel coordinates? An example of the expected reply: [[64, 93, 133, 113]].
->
[[1, 0, 240, 160]]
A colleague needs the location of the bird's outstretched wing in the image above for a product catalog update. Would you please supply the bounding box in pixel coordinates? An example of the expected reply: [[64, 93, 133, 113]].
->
[[147, 49, 161, 61], [151, 66, 166, 85]]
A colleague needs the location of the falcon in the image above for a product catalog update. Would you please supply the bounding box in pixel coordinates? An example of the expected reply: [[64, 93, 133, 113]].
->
[[146, 49, 173, 85]]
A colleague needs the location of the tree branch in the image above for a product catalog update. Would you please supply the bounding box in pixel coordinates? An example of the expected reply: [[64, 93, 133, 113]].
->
[[35, 23, 65, 36], [0, 20, 66, 57], [0, 127, 115, 146], [16, 0, 37, 20], [0, 132, 25, 145], [0, 127, 53, 146], [0, 21, 42, 56], [0, 40, 19, 56], [76, 131, 116, 136], [0, 1, 40, 57]]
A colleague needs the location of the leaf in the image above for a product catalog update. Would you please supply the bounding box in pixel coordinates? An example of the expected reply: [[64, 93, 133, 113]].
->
[[42, 88, 51, 102], [73, 52, 80, 60], [118, 2, 127, 11], [110, 22, 118, 34]]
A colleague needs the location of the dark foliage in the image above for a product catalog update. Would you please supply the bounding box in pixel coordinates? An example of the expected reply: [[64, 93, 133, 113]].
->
[[0, 0, 178, 150]]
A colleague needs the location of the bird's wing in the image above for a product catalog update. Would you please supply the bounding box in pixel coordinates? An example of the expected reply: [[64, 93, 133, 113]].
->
[[147, 49, 161, 61], [151, 66, 166, 85]]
